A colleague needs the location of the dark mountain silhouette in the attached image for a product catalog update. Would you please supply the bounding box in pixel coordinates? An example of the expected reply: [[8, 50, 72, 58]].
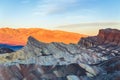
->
[[0, 44, 23, 51], [0, 47, 14, 54]]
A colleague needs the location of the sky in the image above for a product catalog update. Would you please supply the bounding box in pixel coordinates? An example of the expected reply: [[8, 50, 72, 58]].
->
[[0, 0, 120, 35]]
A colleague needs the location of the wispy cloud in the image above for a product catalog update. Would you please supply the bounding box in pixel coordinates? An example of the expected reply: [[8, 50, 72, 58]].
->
[[33, 0, 79, 16]]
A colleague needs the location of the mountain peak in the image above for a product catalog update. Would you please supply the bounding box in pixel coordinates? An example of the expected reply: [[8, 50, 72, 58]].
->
[[27, 36, 39, 43], [27, 36, 46, 46]]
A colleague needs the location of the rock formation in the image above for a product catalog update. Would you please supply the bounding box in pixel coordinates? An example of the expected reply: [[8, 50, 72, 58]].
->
[[94, 57, 120, 80], [0, 28, 120, 80], [78, 28, 120, 47], [78, 28, 120, 58], [97, 29, 120, 45], [0, 36, 105, 80]]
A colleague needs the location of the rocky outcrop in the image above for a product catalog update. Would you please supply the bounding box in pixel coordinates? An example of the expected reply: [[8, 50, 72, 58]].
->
[[0, 63, 88, 80], [77, 28, 120, 80], [78, 28, 120, 57], [97, 29, 120, 45], [93, 57, 120, 80], [78, 28, 120, 47], [78, 36, 97, 48]]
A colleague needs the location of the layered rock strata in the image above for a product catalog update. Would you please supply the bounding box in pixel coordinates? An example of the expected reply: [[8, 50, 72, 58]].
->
[[0, 28, 120, 80], [79, 28, 120, 58]]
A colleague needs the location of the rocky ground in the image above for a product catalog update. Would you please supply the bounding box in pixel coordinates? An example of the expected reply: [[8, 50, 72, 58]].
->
[[0, 28, 120, 80]]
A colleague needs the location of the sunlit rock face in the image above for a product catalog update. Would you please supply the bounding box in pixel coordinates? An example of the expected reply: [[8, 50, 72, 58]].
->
[[0, 28, 120, 80], [0, 28, 86, 45]]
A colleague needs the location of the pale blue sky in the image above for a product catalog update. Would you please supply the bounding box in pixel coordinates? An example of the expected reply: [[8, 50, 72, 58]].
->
[[0, 0, 120, 29]]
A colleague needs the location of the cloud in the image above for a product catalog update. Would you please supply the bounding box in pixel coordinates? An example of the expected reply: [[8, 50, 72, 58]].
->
[[33, 0, 78, 16]]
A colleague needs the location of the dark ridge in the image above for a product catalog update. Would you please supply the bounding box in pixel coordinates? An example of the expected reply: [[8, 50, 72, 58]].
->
[[27, 36, 46, 47], [0, 47, 14, 54], [0, 44, 23, 51]]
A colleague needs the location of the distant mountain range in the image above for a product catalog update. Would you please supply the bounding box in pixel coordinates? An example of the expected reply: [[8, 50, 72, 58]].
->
[[0, 28, 86, 45], [0, 44, 23, 51]]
